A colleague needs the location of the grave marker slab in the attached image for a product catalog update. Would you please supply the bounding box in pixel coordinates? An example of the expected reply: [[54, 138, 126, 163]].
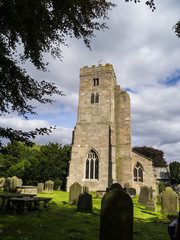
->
[[69, 182, 82, 205], [77, 192, 92, 212], [45, 180, 54, 193], [161, 187, 178, 215], [138, 186, 151, 206], [100, 189, 133, 240], [37, 183, 44, 193]]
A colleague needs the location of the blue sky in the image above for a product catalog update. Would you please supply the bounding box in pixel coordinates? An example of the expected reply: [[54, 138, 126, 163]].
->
[[1, 0, 180, 163]]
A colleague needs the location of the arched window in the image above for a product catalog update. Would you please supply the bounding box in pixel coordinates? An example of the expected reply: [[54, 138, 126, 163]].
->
[[134, 163, 143, 182], [85, 150, 99, 180], [91, 93, 94, 103], [95, 93, 99, 103]]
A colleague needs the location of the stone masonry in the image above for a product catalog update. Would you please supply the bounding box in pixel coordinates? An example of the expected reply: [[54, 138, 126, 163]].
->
[[66, 64, 157, 193]]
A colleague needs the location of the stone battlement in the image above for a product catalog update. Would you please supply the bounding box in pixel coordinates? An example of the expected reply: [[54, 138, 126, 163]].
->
[[80, 63, 116, 78]]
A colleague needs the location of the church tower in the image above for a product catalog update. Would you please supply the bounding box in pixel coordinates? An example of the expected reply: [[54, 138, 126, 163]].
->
[[67, 63, 133, 191]]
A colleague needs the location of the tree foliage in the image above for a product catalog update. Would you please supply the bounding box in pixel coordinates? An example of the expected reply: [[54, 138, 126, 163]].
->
[[0, 141, 71, 190], [133, 146, 167, 167], [169, 161, 180, 184], [0, 0, 115, 145]]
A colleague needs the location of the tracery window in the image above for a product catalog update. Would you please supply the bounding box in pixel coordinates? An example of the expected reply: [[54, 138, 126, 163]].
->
[[134, 163, 143, 182], [85, 150, 99, 180]]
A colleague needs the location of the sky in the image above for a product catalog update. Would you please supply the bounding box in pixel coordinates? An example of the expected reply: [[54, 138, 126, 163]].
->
[[1, 0, 180, 163]]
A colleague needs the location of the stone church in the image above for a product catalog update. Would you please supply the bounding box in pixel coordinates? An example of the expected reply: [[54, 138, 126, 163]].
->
[[67, 64, 157, 194]]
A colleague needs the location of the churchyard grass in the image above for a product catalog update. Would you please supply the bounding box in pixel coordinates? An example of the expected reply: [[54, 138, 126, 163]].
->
[[0, 190, 177, 240]]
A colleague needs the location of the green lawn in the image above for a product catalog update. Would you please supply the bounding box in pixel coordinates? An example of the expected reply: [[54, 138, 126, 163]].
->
[[0, 191, 177, 240]]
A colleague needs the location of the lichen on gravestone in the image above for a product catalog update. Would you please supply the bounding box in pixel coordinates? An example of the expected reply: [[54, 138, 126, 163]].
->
[[69, 182, 82, 205]]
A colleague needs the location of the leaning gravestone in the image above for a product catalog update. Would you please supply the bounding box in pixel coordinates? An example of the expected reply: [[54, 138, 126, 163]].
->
[[77, 192, 92, 213], [69, 182, 82, 205], [161, 187, 178, 214], [138, 186, 151, 206], [0, 177, 5, 189], [126, 187, 136, 197], [100, 188, 133, 240], [45, 180, 54, 193], [37, 183, 44, 193]]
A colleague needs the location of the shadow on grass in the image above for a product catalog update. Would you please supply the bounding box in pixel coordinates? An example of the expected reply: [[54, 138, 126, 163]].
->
[[134, 217, 169, 240], [0, 200, 100, 240]]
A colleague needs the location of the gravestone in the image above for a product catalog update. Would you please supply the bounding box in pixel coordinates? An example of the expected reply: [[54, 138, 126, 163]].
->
[[4, 176, 22, 192], [126, 187, 136, 197], [69, 182, 82, 205], [83, 186, 89, 193], [161, 187, 178, 214], [11, 176, 22, 192], [45, 180, 54, 193], [145, 199, 157, 211], [0, 177, 5, 189], [3, 177, 12, 191], [37, 183, 44, 193], [100, 189, 133, 240], [77, 192, 92, 212], [16, 186, 37, 194], [138, 186, 151, 206], [106, 183, 126, 193]]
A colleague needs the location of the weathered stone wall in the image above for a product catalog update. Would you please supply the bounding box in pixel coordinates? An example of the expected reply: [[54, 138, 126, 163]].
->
[[132, 152, 158, 194], [67, 64, 117, 191], [115, 86, 133, 187]]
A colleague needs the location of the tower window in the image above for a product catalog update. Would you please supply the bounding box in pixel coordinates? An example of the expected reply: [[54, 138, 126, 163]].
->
[[95, 93, 99, 103], [133, 163, 143, 182], [93, 78, 99, 86], [85, 150, 99, 180], [91, 93, 94, 103]]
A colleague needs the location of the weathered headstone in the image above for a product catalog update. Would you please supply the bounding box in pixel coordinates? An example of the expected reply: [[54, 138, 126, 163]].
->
[[126, 187, 136, 197], [106, 183, 126, 193], [100, 189, 133, 240], [69, 182, 82, 205], [83, 186, 89, 193], [45, 180, 54, 193], [77, 192, 92, 212], [145, 199, 157, 211], [0, 177, 5, 189], [138, 186, 151, 206], [161, 187, 178, 214], [3, 176, 22, 192], [3, 177, 12, 191], [11, 176, 22, 192], [37, 183, 44, 193]]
